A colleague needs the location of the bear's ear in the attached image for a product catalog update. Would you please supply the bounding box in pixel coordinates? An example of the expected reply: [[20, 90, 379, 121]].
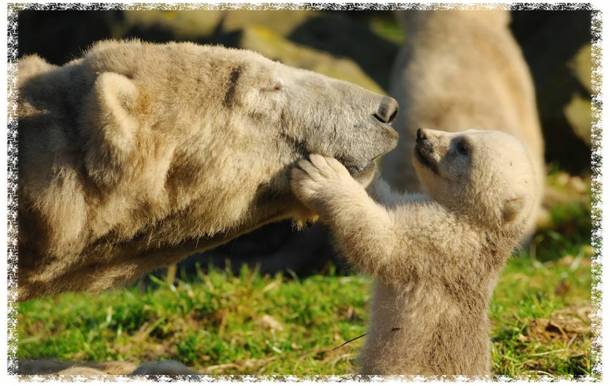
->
[[90, 72, 139, 151], [502, 196, 525, 223], [84, 72, 140, 186]]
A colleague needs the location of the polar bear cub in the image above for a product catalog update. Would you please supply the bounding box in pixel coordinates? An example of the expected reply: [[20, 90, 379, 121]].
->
[[291, 128, 538, 376]]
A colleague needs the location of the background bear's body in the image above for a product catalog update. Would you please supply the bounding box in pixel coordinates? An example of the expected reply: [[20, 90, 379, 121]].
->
[[17, 40, 398, 300], [382, 10, 545, 215]]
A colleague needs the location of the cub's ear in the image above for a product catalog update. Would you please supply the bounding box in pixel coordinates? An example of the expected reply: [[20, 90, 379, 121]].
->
[[83, 72, 140, 187], [502, 196, 525, 223]]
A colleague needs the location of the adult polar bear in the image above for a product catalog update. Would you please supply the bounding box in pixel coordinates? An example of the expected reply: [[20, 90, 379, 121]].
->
[[382, 10, 545, 224], [17, 40, 399, 300]]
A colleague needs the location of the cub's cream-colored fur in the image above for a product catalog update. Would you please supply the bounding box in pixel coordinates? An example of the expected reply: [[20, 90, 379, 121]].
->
[[291, 129, 538, 375], [17, 40, 398, 300], [382, 10, 544, 234]]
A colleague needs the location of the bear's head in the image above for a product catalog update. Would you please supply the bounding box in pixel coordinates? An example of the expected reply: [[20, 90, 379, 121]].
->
[[412, 128, 537, 230], [199, 44, 401, 185], [77, 40, 398, 236]]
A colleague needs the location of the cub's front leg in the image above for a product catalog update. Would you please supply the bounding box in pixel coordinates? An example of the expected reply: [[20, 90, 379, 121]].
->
[[291, 155, 398, 278]]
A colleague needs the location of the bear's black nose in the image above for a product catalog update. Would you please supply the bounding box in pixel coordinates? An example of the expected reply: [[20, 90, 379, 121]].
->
[[374, 96, 399, 124]]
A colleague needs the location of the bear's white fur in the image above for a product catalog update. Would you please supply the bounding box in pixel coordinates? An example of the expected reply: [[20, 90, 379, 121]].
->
[[17, 40, 398, 300], [291, 128, 537, 375]]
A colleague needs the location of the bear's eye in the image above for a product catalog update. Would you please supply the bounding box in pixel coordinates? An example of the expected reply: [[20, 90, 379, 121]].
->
[[261, 82, 282, 92], [455, 138, 470, 156]]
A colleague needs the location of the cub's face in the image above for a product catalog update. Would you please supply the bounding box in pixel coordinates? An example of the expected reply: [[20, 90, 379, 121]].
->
[[412, 128, 537, 226]]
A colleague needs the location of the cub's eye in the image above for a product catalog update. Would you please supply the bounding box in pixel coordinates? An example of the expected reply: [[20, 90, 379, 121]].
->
[[455, 138, 470, 156]]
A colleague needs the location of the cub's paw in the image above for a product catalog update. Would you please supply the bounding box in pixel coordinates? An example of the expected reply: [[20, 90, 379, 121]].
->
[[290, 154, 357, 210]]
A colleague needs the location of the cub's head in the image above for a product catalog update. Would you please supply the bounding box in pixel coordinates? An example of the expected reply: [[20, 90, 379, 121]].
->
[[412, 128, 537, 229]]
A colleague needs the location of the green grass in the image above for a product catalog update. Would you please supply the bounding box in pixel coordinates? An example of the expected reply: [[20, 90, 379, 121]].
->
[[17, 268, 370, 375], [491, 251, 592, 378], [15, 172, 595, 378]]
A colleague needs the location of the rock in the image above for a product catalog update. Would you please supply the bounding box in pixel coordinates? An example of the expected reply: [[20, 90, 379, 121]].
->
[[17, 359, 198, 377], [56, 366, 108, 377], [17, 359, 137, 376], [569, 44, 592, 93], [221, 10, 316, 36], [239, 25, 383, 93], [98, 361, 139, 375], [288, 12, 401, 90], [511, 10, 592, 173], [564, 93, 592, 146], [131, 360, 200, 376], [566, 43, 593, 147], [17, 359, 74, 375], [121, 10, 223, 40]]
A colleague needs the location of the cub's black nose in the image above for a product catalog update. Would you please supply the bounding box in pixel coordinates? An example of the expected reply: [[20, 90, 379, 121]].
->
[[416, 128, 427, 143], [374, 96, 399, 124]]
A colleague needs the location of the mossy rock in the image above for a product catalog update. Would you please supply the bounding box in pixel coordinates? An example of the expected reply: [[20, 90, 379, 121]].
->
[[511, 11, 592, 173], [221, 10, 317, 36], [564, 93, 591, 146], [120, 10, 223, 41], [239, 26, 383, 93], [288, 12, 401, 90], [568, 44, 592, 93]]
